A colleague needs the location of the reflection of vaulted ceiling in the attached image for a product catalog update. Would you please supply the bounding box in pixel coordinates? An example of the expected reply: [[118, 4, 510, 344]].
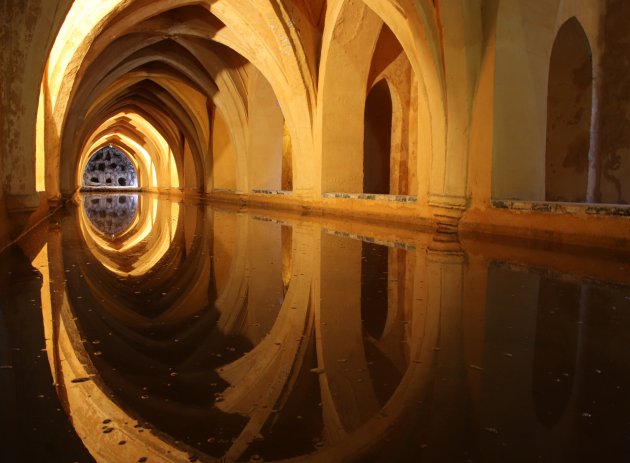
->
[[47, 202, 440, 461]]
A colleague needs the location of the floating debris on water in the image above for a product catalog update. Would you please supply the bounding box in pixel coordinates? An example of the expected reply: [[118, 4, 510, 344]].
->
[[71, 377, 91, 383]]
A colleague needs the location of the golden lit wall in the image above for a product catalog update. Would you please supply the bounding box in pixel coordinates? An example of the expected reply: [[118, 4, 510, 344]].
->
[[0, 0, 629, 249]]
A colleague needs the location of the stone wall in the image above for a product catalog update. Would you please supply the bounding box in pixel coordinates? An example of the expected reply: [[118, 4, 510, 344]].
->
[[0, 0, 72, 206], [598, 0, 630, 204]]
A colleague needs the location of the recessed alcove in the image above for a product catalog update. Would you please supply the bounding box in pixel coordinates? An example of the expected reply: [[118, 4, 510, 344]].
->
[[545, 17, 593, 203], [363, 80, 393, 195]]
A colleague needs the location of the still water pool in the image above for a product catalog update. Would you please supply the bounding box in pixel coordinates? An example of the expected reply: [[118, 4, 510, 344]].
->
[[1, 193, 629, 462]]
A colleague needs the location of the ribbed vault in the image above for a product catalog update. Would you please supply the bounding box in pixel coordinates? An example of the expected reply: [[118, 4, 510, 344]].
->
[[39, 0, 324, 198], [37, 0, 449, 207]]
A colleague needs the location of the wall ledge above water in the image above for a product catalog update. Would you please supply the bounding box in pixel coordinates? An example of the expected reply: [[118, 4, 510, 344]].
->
[[43, 187, 630, 255], [461, 202, 630, 253], [491, 200, 630, 217], [203, 190, 630, 252], [205, 189, 436, 231]]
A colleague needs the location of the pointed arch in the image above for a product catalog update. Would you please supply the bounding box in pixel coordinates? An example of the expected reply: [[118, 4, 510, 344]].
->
[[545, 17, 592, 202]]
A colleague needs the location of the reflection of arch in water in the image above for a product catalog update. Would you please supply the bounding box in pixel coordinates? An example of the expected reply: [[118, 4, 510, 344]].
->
[[43, 208, 298, 461], [73, 198, 219, 329], [38, 208, 445, 462], [211, 223, 440, 461], [78, 194, 179, 278], [212, 214, 292, 345], [82, 193, 138, 236]]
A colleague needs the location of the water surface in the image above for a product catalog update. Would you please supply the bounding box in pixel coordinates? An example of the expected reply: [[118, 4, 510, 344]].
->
[[1, 193, 629, 462]]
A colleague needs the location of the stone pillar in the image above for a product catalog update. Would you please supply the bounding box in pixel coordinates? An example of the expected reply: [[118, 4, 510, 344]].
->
[[0, 0, 72, 211]]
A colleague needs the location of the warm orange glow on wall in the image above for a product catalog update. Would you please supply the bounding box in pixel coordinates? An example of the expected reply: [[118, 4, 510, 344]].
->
[[47, 0, 125, 112], [78, 112, 180, 191], [35, 83, 46, 192]]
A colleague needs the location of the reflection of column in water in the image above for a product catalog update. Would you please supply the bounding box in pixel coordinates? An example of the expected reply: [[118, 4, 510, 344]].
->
[[0, 245, 92, 461], [481, 268, 589, 462], [304, 236, 441, 461], [534, 280, 590, 462], [216, 223, 316, 463], [281, 225, 292, 294], [420, 248, 469, 461], [317, 233, 421, 450], [481, 266, 540, 461], [574, 284, 589, 396], [243, 218, 285, 344], [318, 233, 380, 437], [214, 213, 249, 334], [361, 244, 408, 407], [533, 278, 581, 428]]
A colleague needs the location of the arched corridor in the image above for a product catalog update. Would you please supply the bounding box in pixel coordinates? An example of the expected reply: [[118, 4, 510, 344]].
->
[[0, 0, 628, 245], [2, 1, 630, 462]]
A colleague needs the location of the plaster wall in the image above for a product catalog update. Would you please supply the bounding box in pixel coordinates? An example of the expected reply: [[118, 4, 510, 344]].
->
[[492, 0, 603, 201], [598, 0, 630, 204], [247, 69, 285, 192], [212, 110, 237, 191], [0, 0, 73, 207], [318, 0, 383, 194], [183, 141, 197, 192]]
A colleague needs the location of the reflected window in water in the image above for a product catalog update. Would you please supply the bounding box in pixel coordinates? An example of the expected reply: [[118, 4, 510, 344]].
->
[[361, 241, 389, 339], [533, 278, 581, 428], [483, 263, 630, 462], [83, 193, 139, 236], [361, 241, 409, 407]]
